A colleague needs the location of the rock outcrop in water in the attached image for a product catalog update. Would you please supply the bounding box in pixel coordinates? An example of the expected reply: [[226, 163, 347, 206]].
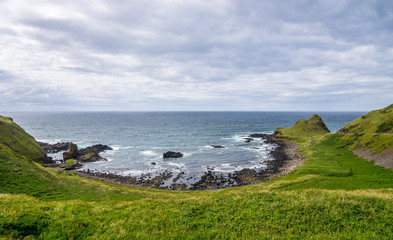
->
[[38, 142, 70, 153], [63, 143, 79, 160], [163, 151, 183, 158], [210, 145, 225, 149], [39, 141, 112, 168]]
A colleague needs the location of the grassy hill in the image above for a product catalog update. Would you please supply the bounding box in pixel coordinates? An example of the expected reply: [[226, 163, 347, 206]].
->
[[0, 116, 46, 163], [1, 112, 393, 239], [274, 114, 330, 142], [338, 104, 393, 133]]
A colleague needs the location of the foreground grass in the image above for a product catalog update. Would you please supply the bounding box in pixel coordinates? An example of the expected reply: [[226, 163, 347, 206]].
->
[[1, 188, 393, 239], [2, 133, 393, 239]]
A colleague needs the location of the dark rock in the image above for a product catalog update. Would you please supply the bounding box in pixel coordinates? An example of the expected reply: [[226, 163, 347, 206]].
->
[[163, 151, 183, 158], [38, 142, 70, 153], [79, 152, 107, 162], [249, 133, 269, 138], [151, 162, 156, 165], [79, 144, 112, 155], [243, 138, 254, 143], [61, 162, 84, 170], [235, 168, 258, 184], [210, 145, 225, 149], [63, 142, 79, 160]]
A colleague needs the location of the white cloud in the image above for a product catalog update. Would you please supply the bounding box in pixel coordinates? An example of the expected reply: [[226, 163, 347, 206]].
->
[[0, 0, 392, 111]]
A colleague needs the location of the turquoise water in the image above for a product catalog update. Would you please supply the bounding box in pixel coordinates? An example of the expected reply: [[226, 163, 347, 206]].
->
[[7, 111, 364, 184]]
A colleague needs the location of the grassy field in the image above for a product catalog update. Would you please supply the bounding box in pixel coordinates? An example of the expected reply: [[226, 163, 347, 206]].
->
[[1, 113, 393, 239]]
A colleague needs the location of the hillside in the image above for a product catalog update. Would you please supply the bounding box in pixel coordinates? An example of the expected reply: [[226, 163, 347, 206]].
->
[[1, 112, 393, 239], [338, 104, 393, 133], [274, 114, 330, 141], [0, 116, 46, 163], [335, 104, 393, 169]]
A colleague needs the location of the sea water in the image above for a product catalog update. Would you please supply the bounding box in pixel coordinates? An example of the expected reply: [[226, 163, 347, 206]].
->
[[7, 111, 364, 184]]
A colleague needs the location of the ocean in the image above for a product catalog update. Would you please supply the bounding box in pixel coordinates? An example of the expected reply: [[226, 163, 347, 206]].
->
[[6, 111, 364, 187]]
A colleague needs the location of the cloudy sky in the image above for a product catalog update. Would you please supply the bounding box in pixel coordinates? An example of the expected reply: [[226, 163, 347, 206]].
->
[[1, 0, 392, 111]]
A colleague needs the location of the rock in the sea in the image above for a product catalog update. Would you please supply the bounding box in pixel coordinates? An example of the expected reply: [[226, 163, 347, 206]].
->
[[163, 151, 183, 158], [243, 138, 254, 143], [151, 162, 157, 165], [79, 144, 112, 155], [63, 142, 79, 160], [39, 142, 70, 153], [210, 145, 225, 149], [79, 152, 107, 162], [249, 133, 269, 138]]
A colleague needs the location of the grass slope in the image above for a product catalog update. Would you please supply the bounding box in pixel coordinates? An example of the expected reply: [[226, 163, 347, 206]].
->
[[0, 116, 45, 162], [1, 113, 393, 239], [274, 114, 330, 142], [338, 104, 393, 133]]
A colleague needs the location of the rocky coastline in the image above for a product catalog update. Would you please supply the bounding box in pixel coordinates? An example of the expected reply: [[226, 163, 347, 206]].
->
[[65, 134, 304, 190], [39, 142, 113, 170]]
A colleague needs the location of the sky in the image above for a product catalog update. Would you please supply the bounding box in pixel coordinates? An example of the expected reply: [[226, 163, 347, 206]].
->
[[0, 0, 392, 112]]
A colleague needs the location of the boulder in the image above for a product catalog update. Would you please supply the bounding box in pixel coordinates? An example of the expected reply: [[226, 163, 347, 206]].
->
[[63, 142, 79, 160], [79, 152, 107, 162], [79, 144, 112, 155], [210, 145, 225, 149], [163, 151, 183, 158], [243, 138, 254, 143]]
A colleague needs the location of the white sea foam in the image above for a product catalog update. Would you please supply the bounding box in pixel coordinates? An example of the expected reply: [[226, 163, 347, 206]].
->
[[47, 151, 65, 161], [182, 152, 193, 158], [139, 150, 159, 157], [37, 139, 63, 144], [166, 162, 185, 168], [122, 169, 148, 176]]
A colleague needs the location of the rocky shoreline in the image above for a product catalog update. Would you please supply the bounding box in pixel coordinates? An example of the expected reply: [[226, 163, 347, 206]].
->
[[67, 134, 304, 190], [39, 142, 112, 170]]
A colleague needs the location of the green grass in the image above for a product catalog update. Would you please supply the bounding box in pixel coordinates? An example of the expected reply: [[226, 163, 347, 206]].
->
[[0, 116, 45, 162], [270, 134, 393, 191], [338, 104, 393, 133], [274, 114, 330, 143], [65, 159, 77, 165], [1, 113, 393, 239], [336, 133, 393, 154]]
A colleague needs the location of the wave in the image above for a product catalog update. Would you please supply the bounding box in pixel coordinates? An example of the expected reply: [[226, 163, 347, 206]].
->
[[37, 139, 63, 144], [139, 150, 159, 157]]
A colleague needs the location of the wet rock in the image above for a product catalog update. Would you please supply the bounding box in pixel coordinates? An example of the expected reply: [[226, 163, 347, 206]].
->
[[151, 162, 156, 165], [63, 142, 79, 160], [79, 152, 107, 162], [38, 142, 70, 153], [163, 151, 183, 158], [243, 138, 254, 143], [173, 172, 185, 182], [210, 145, 225, 148], [249, 133, 269, 138], [78, 144, 112, 155]]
